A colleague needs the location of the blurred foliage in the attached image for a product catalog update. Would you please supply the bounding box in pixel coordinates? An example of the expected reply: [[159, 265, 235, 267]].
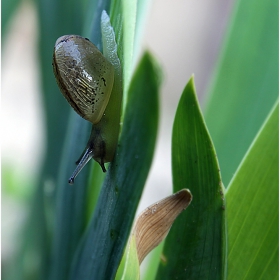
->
[[2, 0, 21, 39], [204, 0, 278, 186], [2, 0, 278, 279]]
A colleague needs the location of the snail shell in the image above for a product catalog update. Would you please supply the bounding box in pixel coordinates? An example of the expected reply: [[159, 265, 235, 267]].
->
[[52, 35, 114, 124]]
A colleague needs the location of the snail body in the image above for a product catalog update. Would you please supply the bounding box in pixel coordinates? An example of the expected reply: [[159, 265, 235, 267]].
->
[[52, 11, 122, 184]]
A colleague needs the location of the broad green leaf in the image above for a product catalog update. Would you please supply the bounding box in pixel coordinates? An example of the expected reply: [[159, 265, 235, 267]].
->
[[70, 51, 161, 280], [204, 0, 278, 186], [156, 76, 226, 279], [226, 101, 279, 279]]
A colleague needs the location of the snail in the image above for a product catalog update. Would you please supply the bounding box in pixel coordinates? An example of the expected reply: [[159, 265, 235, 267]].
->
[[52, 11, 122, 184]]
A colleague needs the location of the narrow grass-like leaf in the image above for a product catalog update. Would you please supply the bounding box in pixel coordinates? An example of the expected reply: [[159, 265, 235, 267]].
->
[[121, 0, 137, 98], [116, 236, 140, 280], [85, 162, 106, 223], [70, 51, 161, 280], [109, 0, 124, 67], [142, 242, 164, 280], [204, 0, 278, 186], [49, 3, 117, 279], [83, 0, 111, 49], [47, 1, 145, 278], [133, 0, 152, 61], [226, 101, 279, 279], [49, 113, 92, 280], [156, 76, 226, 279], [82, 0, 124, 229], [37, 0, 86, 180], [109, 0, 138, 113], [14, 187, 49, 280]]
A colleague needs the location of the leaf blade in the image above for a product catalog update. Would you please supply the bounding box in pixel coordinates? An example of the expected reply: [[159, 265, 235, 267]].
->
[[70, 51, 161, 280], [204, 0, 278, 186], [226, 102, 279, 279], [156, 76, 226, 279]]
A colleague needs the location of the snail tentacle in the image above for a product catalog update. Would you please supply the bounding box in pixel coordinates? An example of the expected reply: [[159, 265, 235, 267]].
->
[[68, 148, 94, 185]]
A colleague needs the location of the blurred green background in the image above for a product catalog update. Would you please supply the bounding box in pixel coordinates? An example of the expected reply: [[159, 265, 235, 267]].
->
[[5, 0, 278, 278]]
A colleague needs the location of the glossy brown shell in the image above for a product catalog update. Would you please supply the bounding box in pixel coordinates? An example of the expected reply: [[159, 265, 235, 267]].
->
[[52, 35, 114, 124]]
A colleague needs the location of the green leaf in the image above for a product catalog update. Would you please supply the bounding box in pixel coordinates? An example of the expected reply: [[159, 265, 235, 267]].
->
[[156, 76, 226, 279], [70, 51, 161, 280], [115, 235, 140, 280], [109, 0, 124, 69], [226, 101, 279, 279], [85, 162, 106, 223], [142, 242, 164, 280], [121, 0, 137, 97], [204, 0, 278, 186], [82, 0, 111, 48], [133, 0, 152, 61], [49, 113, 92, 280], [49, 3, 119, 280], [110, 0, 139, 112], [12, 1, 152, 280]]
